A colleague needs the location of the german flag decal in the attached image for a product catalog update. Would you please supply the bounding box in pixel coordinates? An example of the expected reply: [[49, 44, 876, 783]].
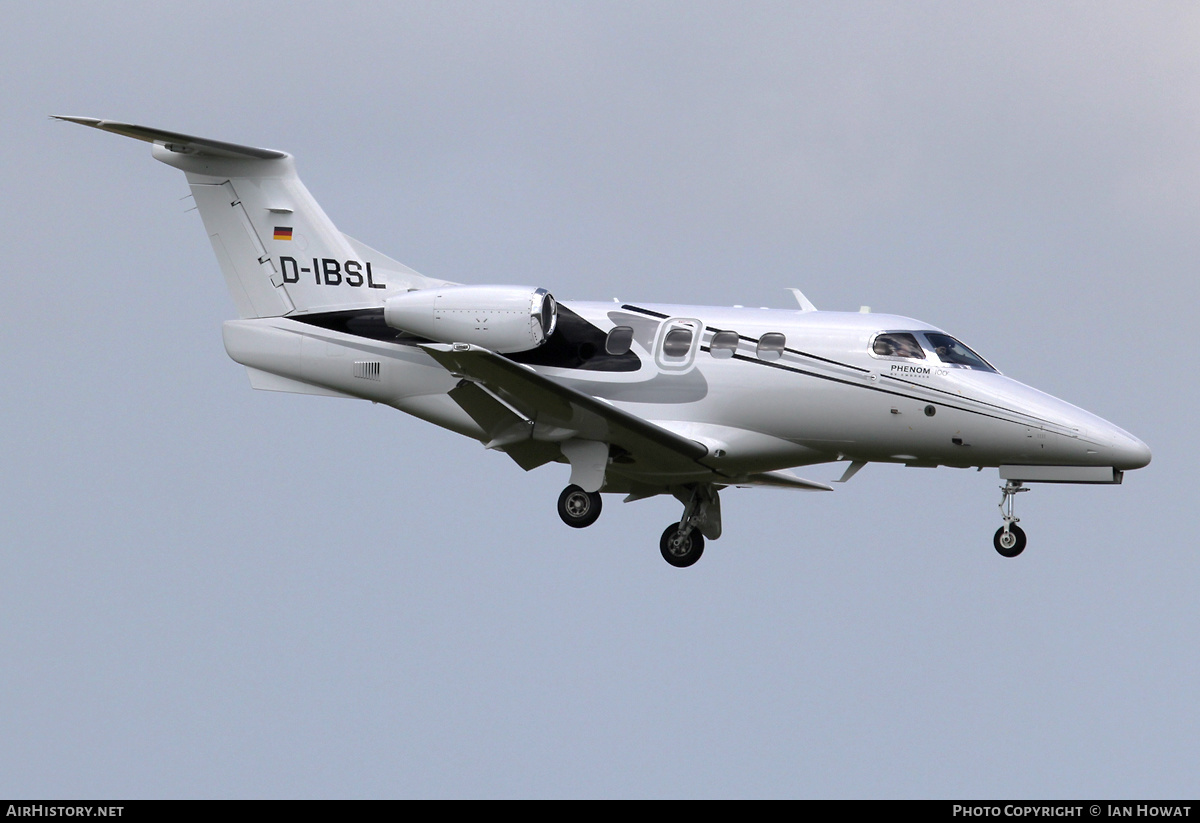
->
[[273, 226, 293, 241]]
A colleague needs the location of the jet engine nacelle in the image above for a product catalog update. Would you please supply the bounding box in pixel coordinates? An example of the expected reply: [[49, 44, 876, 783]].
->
[[383, 285, 558, 353]]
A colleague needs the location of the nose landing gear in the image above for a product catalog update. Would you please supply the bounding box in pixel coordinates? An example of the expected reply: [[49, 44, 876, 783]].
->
[[994, 480, 1029, 557]]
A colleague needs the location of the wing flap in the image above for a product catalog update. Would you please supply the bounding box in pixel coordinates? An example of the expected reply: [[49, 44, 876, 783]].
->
[[736, 470, 833, 492], [421, 343, 710, 475], [446, 379, 559, 471]]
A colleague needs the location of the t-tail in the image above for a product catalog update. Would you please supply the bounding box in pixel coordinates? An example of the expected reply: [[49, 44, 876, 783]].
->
[[54, 116, 452, 318]]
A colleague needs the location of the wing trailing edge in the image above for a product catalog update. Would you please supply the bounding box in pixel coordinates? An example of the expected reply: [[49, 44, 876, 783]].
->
[[421, 343, 713, 477], [736, 470, 833, 492]]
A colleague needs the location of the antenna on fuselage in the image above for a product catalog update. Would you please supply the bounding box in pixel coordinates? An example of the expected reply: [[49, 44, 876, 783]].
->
[[787, 288, 817, 312]]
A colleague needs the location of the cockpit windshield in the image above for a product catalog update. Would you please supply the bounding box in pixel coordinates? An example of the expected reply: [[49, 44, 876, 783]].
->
[[871, 330, 998, 372], [922, 333, 996, 372], [872, 332, 925, 359]]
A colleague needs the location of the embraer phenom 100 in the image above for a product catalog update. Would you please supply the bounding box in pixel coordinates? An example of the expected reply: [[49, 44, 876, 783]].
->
[[58, 117, 1151, 567]]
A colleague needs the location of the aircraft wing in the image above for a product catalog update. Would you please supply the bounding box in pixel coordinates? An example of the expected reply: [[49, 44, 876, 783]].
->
[[421, 343, 713, 479]]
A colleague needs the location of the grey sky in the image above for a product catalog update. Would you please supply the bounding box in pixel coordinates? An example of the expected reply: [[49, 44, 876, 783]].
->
[[2, 1, 1197, 798]]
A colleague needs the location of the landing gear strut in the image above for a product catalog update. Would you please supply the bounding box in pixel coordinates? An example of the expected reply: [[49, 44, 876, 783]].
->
[[659, 484, 721, 568], [557, 485, 602, 528], [994, 480, 1029, 557]]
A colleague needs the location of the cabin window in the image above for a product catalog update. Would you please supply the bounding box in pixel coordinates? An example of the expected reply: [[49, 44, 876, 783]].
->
[[709, 330, 739, 359], [872, 332, 925, 359], [757, 332, 786, 362], [922, 333, 995, 372], [662, 328, 694, 358], [605, 325, 634, 355]]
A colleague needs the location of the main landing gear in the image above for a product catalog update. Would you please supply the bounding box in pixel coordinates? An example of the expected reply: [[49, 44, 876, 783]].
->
[[994, 480, 1029, 558], [555, 482, 722, 568], [660, 523, 704, 567], [659, 485, 721, 568], [557, 484, 602, 529]]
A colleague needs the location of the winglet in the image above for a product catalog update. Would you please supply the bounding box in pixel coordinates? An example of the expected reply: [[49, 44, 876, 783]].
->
[[52, 116, 288, 160]]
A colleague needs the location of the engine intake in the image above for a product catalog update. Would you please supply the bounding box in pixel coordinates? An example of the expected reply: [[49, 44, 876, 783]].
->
[[384, 285, 557, 353]]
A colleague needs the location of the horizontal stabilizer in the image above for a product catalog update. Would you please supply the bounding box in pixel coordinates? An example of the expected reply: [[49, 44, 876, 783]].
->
[[53, 116, 287, 160]]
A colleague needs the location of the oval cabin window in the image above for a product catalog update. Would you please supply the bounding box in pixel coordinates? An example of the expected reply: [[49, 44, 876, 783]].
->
[[709, 330, 739, 359], [662, 328, 693, 358], [757, 332, 785, 362]]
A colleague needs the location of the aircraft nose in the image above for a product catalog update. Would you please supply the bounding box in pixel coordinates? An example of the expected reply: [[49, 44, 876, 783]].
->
[[1112, 431, 1152, 470]]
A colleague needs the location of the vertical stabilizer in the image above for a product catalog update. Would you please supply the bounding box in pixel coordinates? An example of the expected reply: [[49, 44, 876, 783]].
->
[[55, 116, 452, 319]]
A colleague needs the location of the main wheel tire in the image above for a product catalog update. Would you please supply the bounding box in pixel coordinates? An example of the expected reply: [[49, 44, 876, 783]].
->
[[557, 485, 602, 528], [660, 522, 705, 567], [993, 524, 1027, 558]]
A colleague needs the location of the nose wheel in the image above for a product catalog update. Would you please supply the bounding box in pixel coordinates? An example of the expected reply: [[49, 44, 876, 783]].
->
[[993, 523, 1027, 557], [995, 480, 1029, 557]]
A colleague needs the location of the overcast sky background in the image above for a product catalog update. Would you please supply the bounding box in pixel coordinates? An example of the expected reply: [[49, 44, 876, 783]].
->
[[2, 1, 1197, 799]]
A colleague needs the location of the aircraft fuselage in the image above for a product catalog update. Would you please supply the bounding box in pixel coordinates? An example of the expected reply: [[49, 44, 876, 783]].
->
[[223, 300, 1151, 486]]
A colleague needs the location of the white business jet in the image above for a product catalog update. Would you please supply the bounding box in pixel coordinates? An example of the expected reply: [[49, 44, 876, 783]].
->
[[57, 117, 1151, 567]]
